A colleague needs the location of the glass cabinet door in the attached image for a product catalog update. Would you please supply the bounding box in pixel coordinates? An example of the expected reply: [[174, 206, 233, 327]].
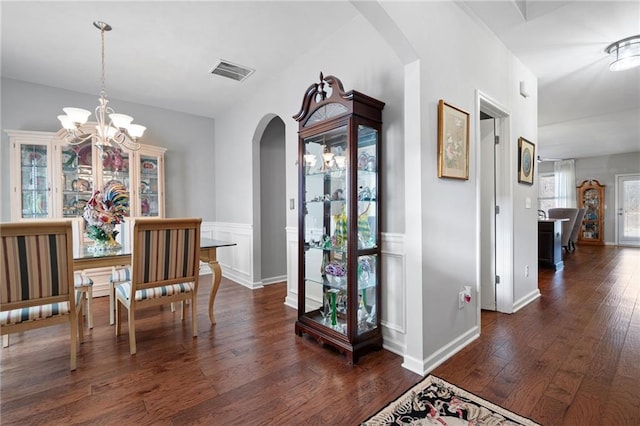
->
[[100, 146, 131, 218], [303, 125, 348, 334], [355, 124, 379, 335], [19, 143, 51, 219], [60, 140, 94, 218], [138, 153, 161, 217]]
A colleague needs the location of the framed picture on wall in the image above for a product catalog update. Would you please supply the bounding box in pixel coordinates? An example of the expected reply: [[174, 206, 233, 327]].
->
[[517, 137, 535, 185], [437, 100, 470, 180]]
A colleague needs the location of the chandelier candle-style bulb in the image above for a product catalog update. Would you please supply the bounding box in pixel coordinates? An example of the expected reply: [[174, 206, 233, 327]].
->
[[56, 21, 144, 151]]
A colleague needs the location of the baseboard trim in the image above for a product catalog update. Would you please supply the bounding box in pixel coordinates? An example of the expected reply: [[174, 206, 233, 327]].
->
[[262, 275, 287, 285], [513, 289, 541, 313], [402, 326, 480, 376]]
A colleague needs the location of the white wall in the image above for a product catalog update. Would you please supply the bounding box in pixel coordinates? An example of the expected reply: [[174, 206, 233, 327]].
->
[[1, 77, 216, 221], [371, 2, 539, 373]]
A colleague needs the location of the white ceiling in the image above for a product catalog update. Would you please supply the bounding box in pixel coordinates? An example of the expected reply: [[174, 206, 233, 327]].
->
[[2, 1, 639, 161]]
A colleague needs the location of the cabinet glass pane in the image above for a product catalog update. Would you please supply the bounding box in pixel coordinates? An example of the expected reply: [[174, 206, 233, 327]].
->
[[357, 254, 378, 335], [356, 125, 378, 248], [140, 154, 160, 216], [61, 141, 94, 218], [303, 125, 348, 334], [583, 188, 599, 240], [101, 146, 131, 217], [20, 144, 49, 218]]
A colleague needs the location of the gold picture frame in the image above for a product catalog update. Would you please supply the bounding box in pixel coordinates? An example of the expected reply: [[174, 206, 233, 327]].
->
[[437, 100, 470, 180], [517, 137, 535, 185]]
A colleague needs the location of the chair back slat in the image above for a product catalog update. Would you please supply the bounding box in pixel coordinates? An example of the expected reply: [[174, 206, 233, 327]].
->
[[1, 222, 73, 307]]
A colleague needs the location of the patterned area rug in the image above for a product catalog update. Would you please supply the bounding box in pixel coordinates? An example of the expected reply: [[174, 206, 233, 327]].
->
[[362, 375, 541, 425]]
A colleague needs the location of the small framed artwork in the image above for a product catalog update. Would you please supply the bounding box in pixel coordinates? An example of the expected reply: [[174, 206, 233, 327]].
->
[[437, 100, 470, 180], [517, 137, 535, 185]]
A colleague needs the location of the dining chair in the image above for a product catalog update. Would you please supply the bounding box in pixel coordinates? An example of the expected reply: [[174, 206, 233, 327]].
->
[[115, 217, 202, 355], [0, 221, 80, 370]]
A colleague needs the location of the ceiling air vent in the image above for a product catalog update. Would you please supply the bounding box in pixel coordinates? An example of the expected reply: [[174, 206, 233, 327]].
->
[[210, 60, 255, 82]]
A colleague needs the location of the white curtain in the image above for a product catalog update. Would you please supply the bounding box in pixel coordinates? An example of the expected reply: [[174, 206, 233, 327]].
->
[[554, 159, 576, 207]]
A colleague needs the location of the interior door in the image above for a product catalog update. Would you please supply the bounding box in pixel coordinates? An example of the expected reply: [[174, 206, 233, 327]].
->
[[617, 174, 640, 246], [480, 114, 497, 310]]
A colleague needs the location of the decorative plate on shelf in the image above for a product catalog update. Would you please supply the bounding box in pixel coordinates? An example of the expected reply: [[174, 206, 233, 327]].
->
[[72, 178, 91, 192], [78, 145, 92, 166], [140, 180, 150, 194], [141, 160, 157, 173], [61, 150, 77, 169]]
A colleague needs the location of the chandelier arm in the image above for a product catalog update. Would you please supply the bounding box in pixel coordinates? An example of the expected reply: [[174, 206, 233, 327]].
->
[[62, 130, 93, 145]]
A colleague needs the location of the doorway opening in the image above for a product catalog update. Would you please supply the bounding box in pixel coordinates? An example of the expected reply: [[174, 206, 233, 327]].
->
[[254, 115, 287, 286], [477, 92, 512, 314]]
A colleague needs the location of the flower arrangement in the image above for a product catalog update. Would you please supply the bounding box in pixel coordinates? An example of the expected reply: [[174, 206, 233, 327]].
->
[[83, 182, 129, 247]]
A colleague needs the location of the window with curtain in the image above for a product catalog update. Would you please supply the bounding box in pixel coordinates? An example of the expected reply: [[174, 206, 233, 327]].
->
[[554, 159, 576, 208], [538, 173, 556, 213]]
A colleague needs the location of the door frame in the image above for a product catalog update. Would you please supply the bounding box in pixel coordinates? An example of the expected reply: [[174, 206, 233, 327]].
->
[[615, 173, 640, 247], [476, 90, 513, 314]]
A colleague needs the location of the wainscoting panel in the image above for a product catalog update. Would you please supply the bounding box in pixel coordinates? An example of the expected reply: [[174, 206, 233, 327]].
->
[[201, 222, 254, 288], [284, 227, 299, 309], [380, 233, 407, 356]]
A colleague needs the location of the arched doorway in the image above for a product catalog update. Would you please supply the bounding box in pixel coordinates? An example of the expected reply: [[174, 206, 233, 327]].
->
[[253, 115, 287, 285]]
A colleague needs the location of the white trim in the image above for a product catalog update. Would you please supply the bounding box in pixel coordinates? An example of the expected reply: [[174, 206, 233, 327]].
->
[[402, 326, 480, 376], [262, 275, 287, 285], [513, 288, 541, 313], [476, 90, 514, 314]]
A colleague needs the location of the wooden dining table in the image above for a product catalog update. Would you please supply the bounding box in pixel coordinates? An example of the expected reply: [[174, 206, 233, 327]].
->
[[73, 237, 235, 324]]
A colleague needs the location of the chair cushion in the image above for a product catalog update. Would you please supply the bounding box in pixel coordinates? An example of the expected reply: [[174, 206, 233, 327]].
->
[[0, 302, 71, 325], [110, 267, 131, 283], [74, 273, 94, 288], [116, 281, 194, 302]]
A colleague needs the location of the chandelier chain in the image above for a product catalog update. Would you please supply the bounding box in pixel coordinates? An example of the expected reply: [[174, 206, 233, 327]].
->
[[100, 26, 106, 98]]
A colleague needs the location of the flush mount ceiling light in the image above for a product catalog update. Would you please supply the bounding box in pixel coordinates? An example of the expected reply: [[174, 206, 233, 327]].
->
[[605, 35, 640, 71], [57, 21, 145, 151]]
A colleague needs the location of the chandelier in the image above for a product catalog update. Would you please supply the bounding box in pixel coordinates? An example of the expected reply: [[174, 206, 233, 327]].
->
[[604, 35, 640, 72], [57, 21, 145, 151]]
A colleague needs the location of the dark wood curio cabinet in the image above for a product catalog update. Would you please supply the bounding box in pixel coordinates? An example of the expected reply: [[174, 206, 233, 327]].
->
[[577, 179, 605, 245], [293, 73, 385, 363]]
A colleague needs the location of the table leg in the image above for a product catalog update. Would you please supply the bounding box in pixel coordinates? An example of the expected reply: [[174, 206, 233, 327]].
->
[[200, 247, 222, 325], [207, 259, 222, 324]]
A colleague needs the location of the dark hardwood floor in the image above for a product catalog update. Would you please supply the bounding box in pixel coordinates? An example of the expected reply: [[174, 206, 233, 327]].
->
[[1, 245, 638, 425], [434, 245, 640, 425]]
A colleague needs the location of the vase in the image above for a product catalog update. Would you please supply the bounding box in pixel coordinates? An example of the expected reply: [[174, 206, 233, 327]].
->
[[87, 230, 120, 252]]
